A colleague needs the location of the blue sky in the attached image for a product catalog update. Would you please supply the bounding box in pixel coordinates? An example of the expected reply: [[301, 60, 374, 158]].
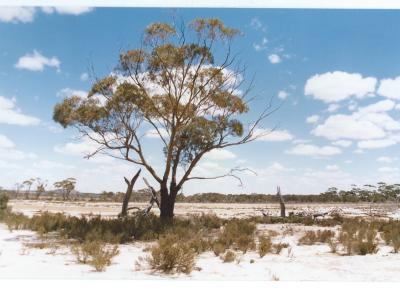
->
[[1, 7, 400, 194]]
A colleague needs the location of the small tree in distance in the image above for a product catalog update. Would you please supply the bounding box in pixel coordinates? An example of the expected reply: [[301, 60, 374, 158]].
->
[[35, 178, 47, 200], [23, 178, 35, 200], [54, 178, 76, 201], [53, 18, 275, 220]]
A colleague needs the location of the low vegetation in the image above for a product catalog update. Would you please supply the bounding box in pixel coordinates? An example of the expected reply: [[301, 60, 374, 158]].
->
[[298, 230, 335, 245], [71, 240, 119, 272]]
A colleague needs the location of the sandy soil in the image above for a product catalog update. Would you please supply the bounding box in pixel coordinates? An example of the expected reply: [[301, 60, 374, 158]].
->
[[1, 223, 400, 280], [8, 200, 400, 219]]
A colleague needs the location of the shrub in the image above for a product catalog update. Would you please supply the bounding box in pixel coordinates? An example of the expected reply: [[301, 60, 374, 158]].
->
[[222, 250, 236, 263], [298, 230, 335, 245], [272, 242, 289, 254], [215, 219, 256, 253], [0, 193, 9, 221], [338, 219, 379, 255], [382, 221, 400, 253], [212, 242, 226, 256], [148, 233, 196, 274], [258, 235, 272, 258], [71, 240, 119, 272]]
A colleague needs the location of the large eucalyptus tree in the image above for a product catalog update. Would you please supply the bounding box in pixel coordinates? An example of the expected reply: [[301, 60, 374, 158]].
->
[[53, 18, 273, 220]]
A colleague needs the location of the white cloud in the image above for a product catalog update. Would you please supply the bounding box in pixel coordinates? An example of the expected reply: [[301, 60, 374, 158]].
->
[[80, 73, 89, 81], [306, 115, 319, 124], [268, 54, 281, 64], [326, 164, 340, 171], [327, 104, 340, 112], [41, 7, 93, 15], [378, 167, 399, 173], [377, 156, 395, 163], [377, 76, 400, 100], [0, 96, 41, 126], [15, 50, 60, 72], [312, 113, 391, 141], [357, 138, 397, 149], [205, 149, 236, 160], [145, 128, 169, 139], [57, 88, 87, 99], [0, 134, 15, 148], [286, 143, 341, 157], [254, 128, 294, 142], [332, 140, 352, 147], [277, 90, 288, 100], [358, 99, 395, 113], [0, 7, 35, 23], [305, 71, 377, 103]]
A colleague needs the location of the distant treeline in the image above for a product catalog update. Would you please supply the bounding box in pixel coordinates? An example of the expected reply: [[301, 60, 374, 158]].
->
[[2, 182, 400, 203]]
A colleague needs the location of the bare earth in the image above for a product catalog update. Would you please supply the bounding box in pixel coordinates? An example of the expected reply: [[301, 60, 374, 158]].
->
[[1, 200, 400, 280], [8, 200, 400, 219]]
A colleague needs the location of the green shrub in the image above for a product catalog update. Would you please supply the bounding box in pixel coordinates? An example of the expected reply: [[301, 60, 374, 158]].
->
[[148, 233, 196, 274], [71, 240, 119, 272], [258, 235, 272, 258]]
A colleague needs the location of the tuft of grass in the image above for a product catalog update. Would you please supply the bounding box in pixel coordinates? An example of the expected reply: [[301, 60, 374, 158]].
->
[[0, 193, 9, 221], [258, 235, 272, 258], [71, 240, 119, 272], [298, 229, 335, 245], [381, 221, 400, 253], [147, 233, 196, 274], [272, 242, 289, 254], [222, 250, 236, 263]]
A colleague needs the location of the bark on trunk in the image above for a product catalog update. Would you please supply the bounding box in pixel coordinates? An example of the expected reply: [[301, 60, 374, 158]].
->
[[159, 184, 178, 222], [120, 169, 141, 217]]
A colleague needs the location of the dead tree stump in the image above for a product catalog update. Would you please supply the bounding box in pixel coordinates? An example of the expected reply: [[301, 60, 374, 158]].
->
[[277, 186, 286, 218], [120, 169, 141, 218]]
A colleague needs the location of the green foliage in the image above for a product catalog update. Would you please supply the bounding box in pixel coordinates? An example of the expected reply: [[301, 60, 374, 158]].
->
[[71, 240, 119, 272], [53, 178, 76, 200], [148, 233, 196, 274], [214, 219, 256, 253]]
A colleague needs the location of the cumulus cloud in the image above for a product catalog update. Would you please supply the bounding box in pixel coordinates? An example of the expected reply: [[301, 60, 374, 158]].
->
[[326, 104, 340, 112], [378, 167, 399, 173], [145, 128, 169, 139], [357, 138, 397, 149], [80, 73, 89, 81], [358, 99, 395, 113], [377, 76, 400, 100], [305, 71, 377, 103], [205, 149, 236, 160], [306, 115, 319, 124], [254, 128, 294, 142], [15, 50, 60, 72], [0, 6, 93, 24], [268, 54, 281, 64], [311, 109, 400, 140], [332, 140, 352, 147], [0, 96, 40, 126], [57, 88, 87, 99], [41, 7, 93, 15], [326, 164, 340, 171], [0, 7, 35, 23], [286, 143, 341, 157]]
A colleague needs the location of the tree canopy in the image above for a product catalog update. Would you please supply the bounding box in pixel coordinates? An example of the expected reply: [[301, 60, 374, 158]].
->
[[53, 18, 273, 219]]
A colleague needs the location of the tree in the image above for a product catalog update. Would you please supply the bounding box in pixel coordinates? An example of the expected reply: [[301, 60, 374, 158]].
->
[[22, 178, 35, 200], [53, 178, 76, 201], [53, 18, 273, 220], [35, 178, 47, 200], [14, 183, 23, 199]]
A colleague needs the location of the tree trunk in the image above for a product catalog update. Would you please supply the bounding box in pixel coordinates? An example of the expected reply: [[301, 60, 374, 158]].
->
[[159, 184, 178, 222], [120, 169, 141, 217], [277, 186, 286, 218]]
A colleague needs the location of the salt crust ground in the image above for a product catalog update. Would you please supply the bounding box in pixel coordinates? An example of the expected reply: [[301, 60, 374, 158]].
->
[[1, 223, 400, 280]]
